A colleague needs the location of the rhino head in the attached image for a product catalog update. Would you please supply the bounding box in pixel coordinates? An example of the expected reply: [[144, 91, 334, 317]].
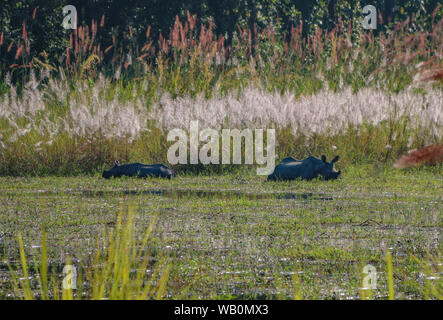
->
[[102, 160, 120, 179], [318, 155, 341, 180]]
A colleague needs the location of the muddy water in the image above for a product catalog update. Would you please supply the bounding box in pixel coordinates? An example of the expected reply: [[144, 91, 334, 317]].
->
[[1, 184, 441, 299]]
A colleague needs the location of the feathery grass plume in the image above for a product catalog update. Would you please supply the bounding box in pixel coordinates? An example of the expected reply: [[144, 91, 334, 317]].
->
[[65, 47, 70, 67], [7, 40, 14, 52], [80, 54, 100, 76], [104, 45, 113, 53], [2, 11, 443, 89], [0, 12, 442, 174], [421, 67, 443, 83], [393, 145, 443, 169], [14, 45, 24, 60], [149, 86, 443, 139], [32, 57, 56, 71], [0, 71, 441, 175]]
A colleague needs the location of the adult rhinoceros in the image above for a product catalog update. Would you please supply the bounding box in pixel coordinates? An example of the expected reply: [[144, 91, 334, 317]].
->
[[102, 161, 175, 179], [267, 155, 341, 181]]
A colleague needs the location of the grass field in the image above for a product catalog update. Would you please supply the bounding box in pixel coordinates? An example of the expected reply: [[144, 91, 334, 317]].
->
[[1, 164, 441, 299]]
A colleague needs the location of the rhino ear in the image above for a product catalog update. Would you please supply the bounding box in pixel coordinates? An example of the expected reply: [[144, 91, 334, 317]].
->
[[114, 160, 120, 167], [321, 155, 327, 162], [332, 155, 340, 163]]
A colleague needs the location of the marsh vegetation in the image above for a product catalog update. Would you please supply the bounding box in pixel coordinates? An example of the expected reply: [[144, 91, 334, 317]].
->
[[1, 166, 441, 299]]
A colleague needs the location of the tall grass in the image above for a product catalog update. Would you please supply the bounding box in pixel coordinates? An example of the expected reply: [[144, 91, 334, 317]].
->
[[6, 206, 170, 300], [0, 76, 441, 175], [386, 250, 395, 300], [0, 12, 442, 175], [3, 10, 442, 93], [410, 253, 443, 300]]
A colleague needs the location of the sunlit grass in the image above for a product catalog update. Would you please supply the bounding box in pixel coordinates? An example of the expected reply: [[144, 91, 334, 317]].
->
[[1, 167, 441, 300], [0, 14, 442, 175]]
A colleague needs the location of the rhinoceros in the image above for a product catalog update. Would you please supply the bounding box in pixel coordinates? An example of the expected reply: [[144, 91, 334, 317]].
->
[[267, 155, 341, 181], [102, 161, 175, 179]]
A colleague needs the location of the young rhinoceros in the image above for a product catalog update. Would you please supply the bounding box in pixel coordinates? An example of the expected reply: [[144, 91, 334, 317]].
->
[[102, 161, 175, 179], [267, 155, 341, 181]]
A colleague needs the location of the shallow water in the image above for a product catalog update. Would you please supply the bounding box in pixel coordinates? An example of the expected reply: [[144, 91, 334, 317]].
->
[[2, 187, 336, 201], [0, 177, 441, 299]]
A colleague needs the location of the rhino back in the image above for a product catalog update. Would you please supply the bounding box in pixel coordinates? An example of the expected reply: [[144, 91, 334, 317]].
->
[[273, 161, 315, 180], [139, 164, 173, 178], [280, 157, 301, 163], [121, 163, 144, 176]]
